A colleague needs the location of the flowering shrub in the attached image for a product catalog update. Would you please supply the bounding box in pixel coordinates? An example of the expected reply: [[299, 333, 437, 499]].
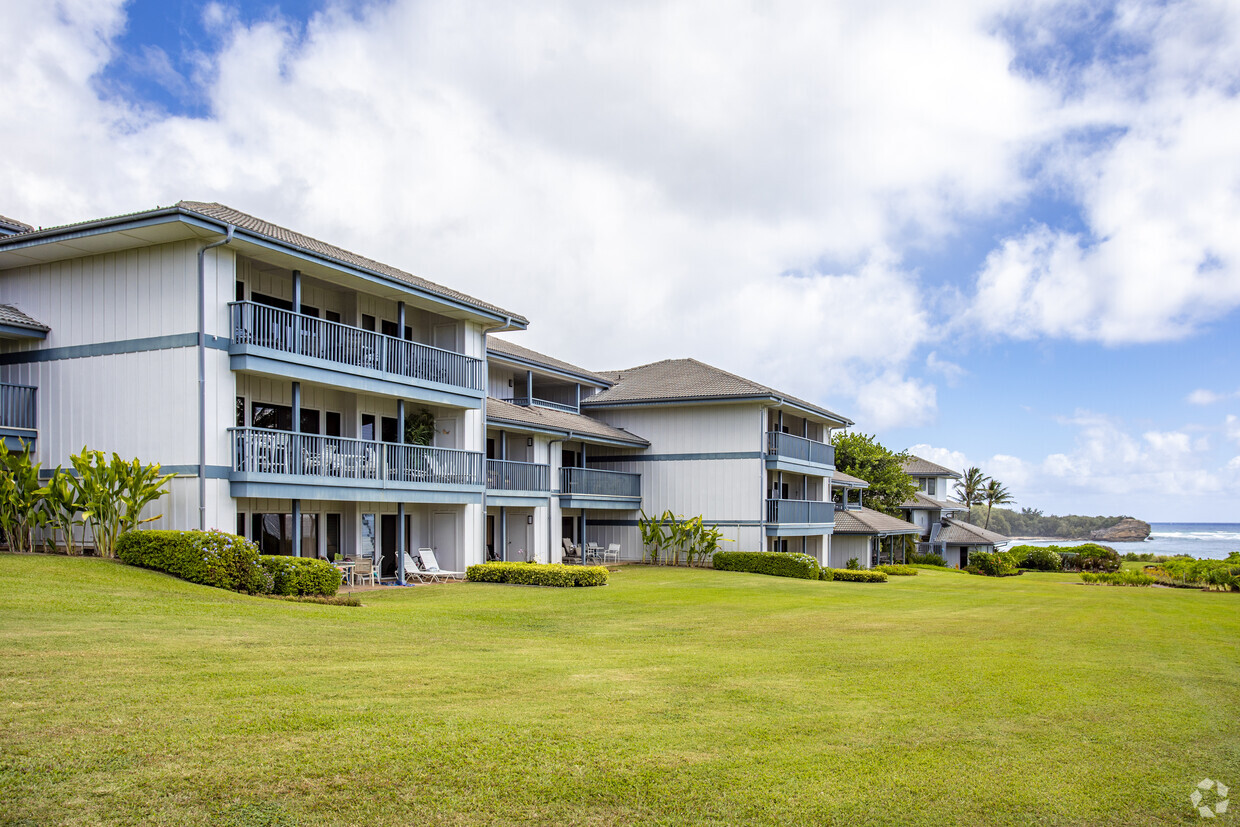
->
[[1015, 546, 1063, 572], [117, 529, 270, 593], [713, 551, 820, 580]]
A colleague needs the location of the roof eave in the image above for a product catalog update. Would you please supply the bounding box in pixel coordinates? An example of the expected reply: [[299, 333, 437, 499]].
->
[[486, 349, 611, 387]]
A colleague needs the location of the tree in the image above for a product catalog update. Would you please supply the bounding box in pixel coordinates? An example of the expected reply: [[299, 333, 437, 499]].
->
[[982, 479, 1015, 530], [954, 466, 989, 509], [830, 432, 916, 517]]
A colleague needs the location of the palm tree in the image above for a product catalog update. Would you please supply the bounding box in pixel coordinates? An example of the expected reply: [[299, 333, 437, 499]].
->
[[954, 466, 989, 509], [982, 479, 1015, 530]]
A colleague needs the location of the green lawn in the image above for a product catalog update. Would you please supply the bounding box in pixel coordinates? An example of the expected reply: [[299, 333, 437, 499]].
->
[[1, 556, 1237, 826]]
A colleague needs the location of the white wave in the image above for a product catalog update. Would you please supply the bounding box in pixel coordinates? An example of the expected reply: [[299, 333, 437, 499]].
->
[[1150, 531, 1240, 541]]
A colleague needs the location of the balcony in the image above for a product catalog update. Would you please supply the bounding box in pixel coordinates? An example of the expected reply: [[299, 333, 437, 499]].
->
[[0, 382, 36, 450], [228, 427, 483, 504], [765, 431, 834, 474], [833, 501, 862, 512], [559, 467, 642, 510], [765, 498, 836, 534], [486, 459, 551, 493], [229, 302, 484, 405], [499, 395, 579, 414]]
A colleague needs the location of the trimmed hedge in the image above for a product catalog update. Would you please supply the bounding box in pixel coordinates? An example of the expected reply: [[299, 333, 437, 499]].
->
[[822, 568, 888, 582], [713, 551, 819, 580], [908, 552, 947, 566], [258, 556, 341, 596], [117, 529, 270, 594], [466, 562, 608, 587], [875, 564, 918, 576]]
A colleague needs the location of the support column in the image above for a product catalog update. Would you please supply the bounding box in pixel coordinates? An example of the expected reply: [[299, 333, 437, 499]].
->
[[397, 503, 406, 583], [500, 506, 507, 562], [526, 370, 534, 404], [291, 380, 301, 475], [292, 270, 302, 355], [581, 511, 588, 565], [291, 499, 302, 558], [574, 383, 581, 411]]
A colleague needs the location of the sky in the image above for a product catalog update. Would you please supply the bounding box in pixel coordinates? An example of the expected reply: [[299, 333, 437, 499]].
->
[[3, 0, 1240, 522]]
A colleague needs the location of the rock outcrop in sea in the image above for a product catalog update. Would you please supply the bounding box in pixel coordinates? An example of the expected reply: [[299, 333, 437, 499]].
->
[[1090, 518, 1151, 543]]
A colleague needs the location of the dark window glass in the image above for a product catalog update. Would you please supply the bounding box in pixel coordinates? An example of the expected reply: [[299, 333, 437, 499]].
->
[[361, 414, 376, 441], [251, 291, 294, 311], [325, 412, 342, 437], [381, 416, 398, 443], [252, 402, 293, 431], [236, 512, 245, 537], [300, 304, 320, 318], [381, 319, 398, 338], [404, 325, 413, 341], [300, 407, 321, 435], [362, 314, 376, 331], [236, 396, 245, 427], [926, 478, 936, 496], [326, 514, 341, 561], [486, 438, 496, 459], [253, 513, 290, 556], [326, 310, 342, 323], [235, 281, 245, 302]]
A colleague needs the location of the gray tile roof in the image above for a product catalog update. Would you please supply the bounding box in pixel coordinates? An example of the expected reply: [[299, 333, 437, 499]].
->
[[900, 492, 966, 511], [0, 215, 33, 235], [830, 470, 870, 488], [487, 337, 611, 385], [487, 398, 648, 446], [584, 358, 852, 425], [938, 518, 1009, 546], [833, 506, 922, 535], [0, 304, 48, 331], [902, 455, 962, 478], [176, 202, 527, 324]]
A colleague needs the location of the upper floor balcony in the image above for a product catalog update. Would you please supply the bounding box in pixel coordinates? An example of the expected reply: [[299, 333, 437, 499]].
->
[[765, 431, 834, 475], [228, 426, 483, 504], [486, 459, 551, 494], [229, 301, 485, 408], [560, 467, 642, 510], [498, 395, 579, 414], [0, 382, 36, 451], [765, 498, 836, 535]]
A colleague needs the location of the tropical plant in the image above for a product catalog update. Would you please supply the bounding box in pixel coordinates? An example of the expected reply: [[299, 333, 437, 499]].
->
[[829, 432, 916, 516], [37, 467, 83, 556], [0, 441, 43, 553], [71, 449, 174, 558], [637, 509, 669, 564], [981, 479, 1015, 530], [404, 408, 436, 446], [954, 466, 989, 509], [846, 557, 860, 570]]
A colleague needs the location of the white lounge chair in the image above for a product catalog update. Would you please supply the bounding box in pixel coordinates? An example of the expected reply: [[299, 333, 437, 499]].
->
[[402, 552, 435, 583], [417, 547, 466, 581]]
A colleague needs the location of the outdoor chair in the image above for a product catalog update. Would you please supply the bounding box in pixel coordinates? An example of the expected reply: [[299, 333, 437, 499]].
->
[[401, 552, 433, 583], [418, 547, 466, 581], [353, 555, 376, 587], [584, 542, 603, 564], [561, 538, 581, 564], [604, 543, 620, 564]]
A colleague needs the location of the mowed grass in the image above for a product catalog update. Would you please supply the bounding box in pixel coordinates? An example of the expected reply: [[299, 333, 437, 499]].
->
[[1, 556, 1238, 826]]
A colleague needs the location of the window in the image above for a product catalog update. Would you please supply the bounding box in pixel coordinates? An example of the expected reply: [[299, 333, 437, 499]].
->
[[360, 513, 376, 557], [326, 514, 341, 561], [926, 478, 936, 496], [486, 437, 496, 459], [361, 314, 376, 332], [236, 512, 246, 537], [381, 416, 398, 444], [235, 280, 245, 302], [404, 325, 413, 341], [251, 291, 293, 311], [300, 407, 321, 435], [300, 304, 320, 318], [361, 414, 376, 441], [325, 411, 342, 437], [381, 319, 398, 338], [236, 396, 245, 427], [326, 310, 342, 324], [250, 513, 318, 556], [252, 402, 293, 431]]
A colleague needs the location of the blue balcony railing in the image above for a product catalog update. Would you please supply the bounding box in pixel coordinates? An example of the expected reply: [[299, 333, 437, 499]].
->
[[766, 499, 835, 524], [230, 427, 483, 486], [501, 395, 579, 413], [766, 431, 834, 467], [561, 467, 641, 499], [0, 383, 36, 431], [487, 459, 551, 491], [230, 301, 484, 391]]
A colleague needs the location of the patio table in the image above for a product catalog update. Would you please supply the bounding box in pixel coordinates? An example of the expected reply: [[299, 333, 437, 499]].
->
[[332, 560, 356, 586]]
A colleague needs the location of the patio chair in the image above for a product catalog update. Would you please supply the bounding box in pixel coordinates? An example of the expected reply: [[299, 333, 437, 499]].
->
[[561, 538, 581, 564], [584, 542, 603, 564], [353, 555, 376, 587], [604, 543, 620, 564], [418, 547, 465, 581], [401, 551, 434, 583]]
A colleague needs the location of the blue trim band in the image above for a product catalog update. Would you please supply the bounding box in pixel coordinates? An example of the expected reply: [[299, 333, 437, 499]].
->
[[38, 464, 229, 480], [585, 518, 763, 527], [0, 323, 47, 340], [588, 451, 763, 463], [0, 333, 229, 365]]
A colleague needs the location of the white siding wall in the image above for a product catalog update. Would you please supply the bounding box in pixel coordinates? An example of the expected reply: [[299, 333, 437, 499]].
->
[[829, 535, 871, 569]]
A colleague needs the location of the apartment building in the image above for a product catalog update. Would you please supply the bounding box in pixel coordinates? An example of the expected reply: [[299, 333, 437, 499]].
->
[[901, 455, 1008, 566], [0, 202, 527, 577]]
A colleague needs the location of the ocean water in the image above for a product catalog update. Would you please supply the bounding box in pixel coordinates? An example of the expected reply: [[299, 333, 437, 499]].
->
[[1011, 523, 1240, 561]]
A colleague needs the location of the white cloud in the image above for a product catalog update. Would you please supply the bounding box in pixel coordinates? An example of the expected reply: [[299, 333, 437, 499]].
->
[[1227, 415, 1240, 447], [1188, 388, 1240, 405], [960, 1, 1240, 344], [0, 0, 1070, 430], [925, 352, 967, 386]]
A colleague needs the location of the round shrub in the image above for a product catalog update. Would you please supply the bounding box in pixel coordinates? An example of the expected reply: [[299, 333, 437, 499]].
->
[[1020, 547, 1063, 572], [258, 556, 341, 596], [713, 551, 819, 580], [1073, 543, 1122, 573], [967, 550, 1019, 577]]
